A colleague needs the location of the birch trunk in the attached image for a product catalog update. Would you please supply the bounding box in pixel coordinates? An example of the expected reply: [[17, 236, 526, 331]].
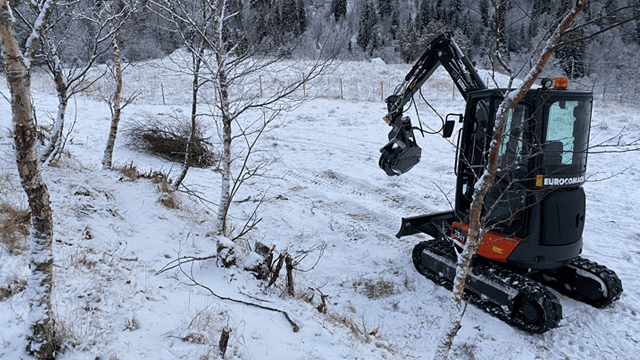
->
[[172, 47, 203, 190], [101, 29, 123, 170], [39, 60, 67, 165], [436, 1, 589, 358], [0, 1, 57, 358], [213, 4, 233, 236], [216, 64, 232, 236]]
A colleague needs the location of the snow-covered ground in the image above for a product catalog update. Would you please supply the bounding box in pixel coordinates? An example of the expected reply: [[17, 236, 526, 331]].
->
[[1, 60, 639, 360]]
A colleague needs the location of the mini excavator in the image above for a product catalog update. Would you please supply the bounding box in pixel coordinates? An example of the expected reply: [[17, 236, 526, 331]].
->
[[379, 33, 622, 333]]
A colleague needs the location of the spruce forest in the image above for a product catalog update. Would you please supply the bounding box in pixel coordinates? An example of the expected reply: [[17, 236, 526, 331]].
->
[[9, 0, 640, 101]]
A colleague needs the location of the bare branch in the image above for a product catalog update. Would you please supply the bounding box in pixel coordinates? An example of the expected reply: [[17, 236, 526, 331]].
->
[[177, 261, 300, 332]]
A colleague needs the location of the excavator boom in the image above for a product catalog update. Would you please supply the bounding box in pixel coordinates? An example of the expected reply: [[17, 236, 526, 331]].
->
[[380, 32, 485, 176]]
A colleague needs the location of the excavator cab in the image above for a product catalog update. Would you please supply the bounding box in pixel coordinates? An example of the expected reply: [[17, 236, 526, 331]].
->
[[454, 87, 593, 269]]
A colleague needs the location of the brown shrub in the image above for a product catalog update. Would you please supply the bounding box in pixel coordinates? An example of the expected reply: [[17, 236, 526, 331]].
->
[[0, 278, 27, 301], [125, 113, 215, 168]]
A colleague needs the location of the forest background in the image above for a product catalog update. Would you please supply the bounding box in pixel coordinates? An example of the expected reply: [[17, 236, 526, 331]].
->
[[8, 0, 640, 103]]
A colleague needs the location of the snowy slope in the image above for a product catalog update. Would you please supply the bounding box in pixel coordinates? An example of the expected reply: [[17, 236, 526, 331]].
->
[[1, 61, 639, 360]]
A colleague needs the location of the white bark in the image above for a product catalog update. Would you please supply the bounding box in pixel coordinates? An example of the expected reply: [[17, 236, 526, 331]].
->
[[0, 1, 57, 358], [102, 27, 124, 170], [216, 45, 233, 236]]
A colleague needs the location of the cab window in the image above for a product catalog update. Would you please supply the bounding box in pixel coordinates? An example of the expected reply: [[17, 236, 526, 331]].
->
[[544, 99, 591, 171]]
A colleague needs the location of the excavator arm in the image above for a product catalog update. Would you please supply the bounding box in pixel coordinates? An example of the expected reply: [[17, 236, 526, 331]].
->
[[379, 32, 487, 176]]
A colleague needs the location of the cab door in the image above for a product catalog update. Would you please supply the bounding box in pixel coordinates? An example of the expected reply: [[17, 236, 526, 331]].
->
[[455, 94, 532, 237], [534, 96, 592, 246]]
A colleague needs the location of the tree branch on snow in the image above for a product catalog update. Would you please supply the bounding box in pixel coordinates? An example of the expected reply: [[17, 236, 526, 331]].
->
[[175, 259, 300, 332]]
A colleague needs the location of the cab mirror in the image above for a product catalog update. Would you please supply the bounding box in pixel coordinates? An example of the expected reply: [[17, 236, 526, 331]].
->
[[443, 113, 462, 138]]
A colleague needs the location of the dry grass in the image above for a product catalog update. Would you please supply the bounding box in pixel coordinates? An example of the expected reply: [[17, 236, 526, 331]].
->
[[326, 312, 370, 343], [352, 277, 397, 299], [452, 342, 478, 360], [111, 162, 179, 208], [179, 306, 226, 348], [0, 202, 30, 254], [157, 182, 180, 209], [113, 161, 141, 182], [113, 161, 172, 185], [0, 278, 27, 301], [324, 310, 398, 355]]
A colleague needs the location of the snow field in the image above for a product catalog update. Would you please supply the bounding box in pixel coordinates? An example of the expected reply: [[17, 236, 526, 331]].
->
[[0, 59, 639, 359]]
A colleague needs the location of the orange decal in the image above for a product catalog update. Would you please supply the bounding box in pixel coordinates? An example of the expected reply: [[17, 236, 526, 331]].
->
[[452, 222, 521, 262]]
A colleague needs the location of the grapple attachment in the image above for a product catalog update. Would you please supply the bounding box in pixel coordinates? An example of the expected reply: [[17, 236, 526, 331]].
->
[[379, 116, 421, 176]]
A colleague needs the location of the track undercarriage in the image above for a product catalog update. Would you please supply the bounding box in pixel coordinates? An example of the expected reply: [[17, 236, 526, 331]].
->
[[413, 238, 623, 334]]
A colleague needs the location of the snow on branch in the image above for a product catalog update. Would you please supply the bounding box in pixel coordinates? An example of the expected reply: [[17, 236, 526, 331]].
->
[[23, 0, 56, 68]]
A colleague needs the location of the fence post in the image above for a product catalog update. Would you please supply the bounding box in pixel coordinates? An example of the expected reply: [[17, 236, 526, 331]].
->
[[340, 78, 343, 99], [381, 81, 384, 101], [161, 83, 166, 105], [303, 72, 306, 97], [259, 75, 263, 97]]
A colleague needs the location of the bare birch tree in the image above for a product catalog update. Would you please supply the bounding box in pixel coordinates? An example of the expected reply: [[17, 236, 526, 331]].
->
[[101, 23, 124, 169], [437, 0, 586, 357], [150, 0, 338, 236], [100, 1, 139, 169], [0, 1, 58, 358], [437, 0, 640, 357], [15, 1, 131, 166], [148, 0, 211, 190]]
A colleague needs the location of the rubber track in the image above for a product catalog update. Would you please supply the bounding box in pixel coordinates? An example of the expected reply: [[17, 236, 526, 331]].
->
[[569, 257, 623, 307], [413, 239, 562, 334], [533, 256, 623, 308]]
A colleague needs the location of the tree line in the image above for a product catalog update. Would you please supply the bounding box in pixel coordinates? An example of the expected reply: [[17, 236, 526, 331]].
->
[[6, 0, 639, 88]]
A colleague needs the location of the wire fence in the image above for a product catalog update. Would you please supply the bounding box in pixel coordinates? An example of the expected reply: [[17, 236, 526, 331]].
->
[[8, 61, 640, 112]]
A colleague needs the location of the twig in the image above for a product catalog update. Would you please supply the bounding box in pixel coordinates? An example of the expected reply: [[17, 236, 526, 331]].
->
[[291, 243, 326, 273], [155, 254, 216, 275], [267, 252, 285, 288], [0, 91, 10, 104], [238, 289, 273, 303], [311, 287, 329, 314]]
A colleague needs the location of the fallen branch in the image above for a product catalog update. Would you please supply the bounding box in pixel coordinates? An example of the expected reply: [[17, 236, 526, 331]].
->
[[178, 261, 300, 332], [155, 254, 217, 275]]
